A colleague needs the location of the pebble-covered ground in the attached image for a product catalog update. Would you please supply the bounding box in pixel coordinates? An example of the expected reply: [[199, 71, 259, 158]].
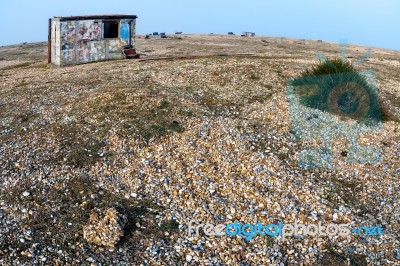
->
[[0, 35, 399, 265]]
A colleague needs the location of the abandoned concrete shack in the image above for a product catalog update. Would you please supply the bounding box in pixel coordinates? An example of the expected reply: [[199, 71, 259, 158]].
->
[[49, 15, 138, 66], [243, 32, 256, 37]]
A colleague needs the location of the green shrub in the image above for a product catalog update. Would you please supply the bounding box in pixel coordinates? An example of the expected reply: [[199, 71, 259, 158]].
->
[[300, 58, 356, 77], [291, 58, 381, 124]]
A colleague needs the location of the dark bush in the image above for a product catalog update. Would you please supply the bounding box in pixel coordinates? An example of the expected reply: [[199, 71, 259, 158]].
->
[[300, 58, 356, 77], [290, 58, 381, 125]]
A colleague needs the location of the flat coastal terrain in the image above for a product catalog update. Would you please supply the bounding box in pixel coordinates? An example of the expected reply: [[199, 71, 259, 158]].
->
[[0, 34, 400, 265]]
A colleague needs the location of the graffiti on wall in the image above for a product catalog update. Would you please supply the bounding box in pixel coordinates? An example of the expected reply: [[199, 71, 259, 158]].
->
[[120, 22, 129, 40], [77, 21, 101, 41], [61, 21, 76, 50], [60, 20, 126, 64], [59, 19, 134, 64]]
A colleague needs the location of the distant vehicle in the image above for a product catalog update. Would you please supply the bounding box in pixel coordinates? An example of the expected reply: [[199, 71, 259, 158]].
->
[[228, 32, 235, 35], [153, 32, 159, 36], [175, 32, 183, 34], [160, 33, 167, 38]]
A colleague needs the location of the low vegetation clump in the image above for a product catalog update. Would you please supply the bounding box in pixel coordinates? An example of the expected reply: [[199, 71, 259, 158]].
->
[[300, 57, 356, 77], [291, 58, 382, 124]]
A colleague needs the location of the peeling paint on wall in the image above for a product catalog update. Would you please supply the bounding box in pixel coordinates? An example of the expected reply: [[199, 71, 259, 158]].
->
[[77, 20, 101, 41]]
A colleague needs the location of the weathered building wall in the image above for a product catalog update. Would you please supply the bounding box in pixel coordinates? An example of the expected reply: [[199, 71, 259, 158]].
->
[[50, 16, 136, 66], [51, 20, 61, 66], [60, 20, 104, 64]]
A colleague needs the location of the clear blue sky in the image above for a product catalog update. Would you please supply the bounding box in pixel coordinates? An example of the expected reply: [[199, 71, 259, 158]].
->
[[0, 0, 399, 50]]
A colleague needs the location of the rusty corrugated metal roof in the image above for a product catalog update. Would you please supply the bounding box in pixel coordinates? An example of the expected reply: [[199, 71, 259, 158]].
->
[[53, 15, 137, 21]]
